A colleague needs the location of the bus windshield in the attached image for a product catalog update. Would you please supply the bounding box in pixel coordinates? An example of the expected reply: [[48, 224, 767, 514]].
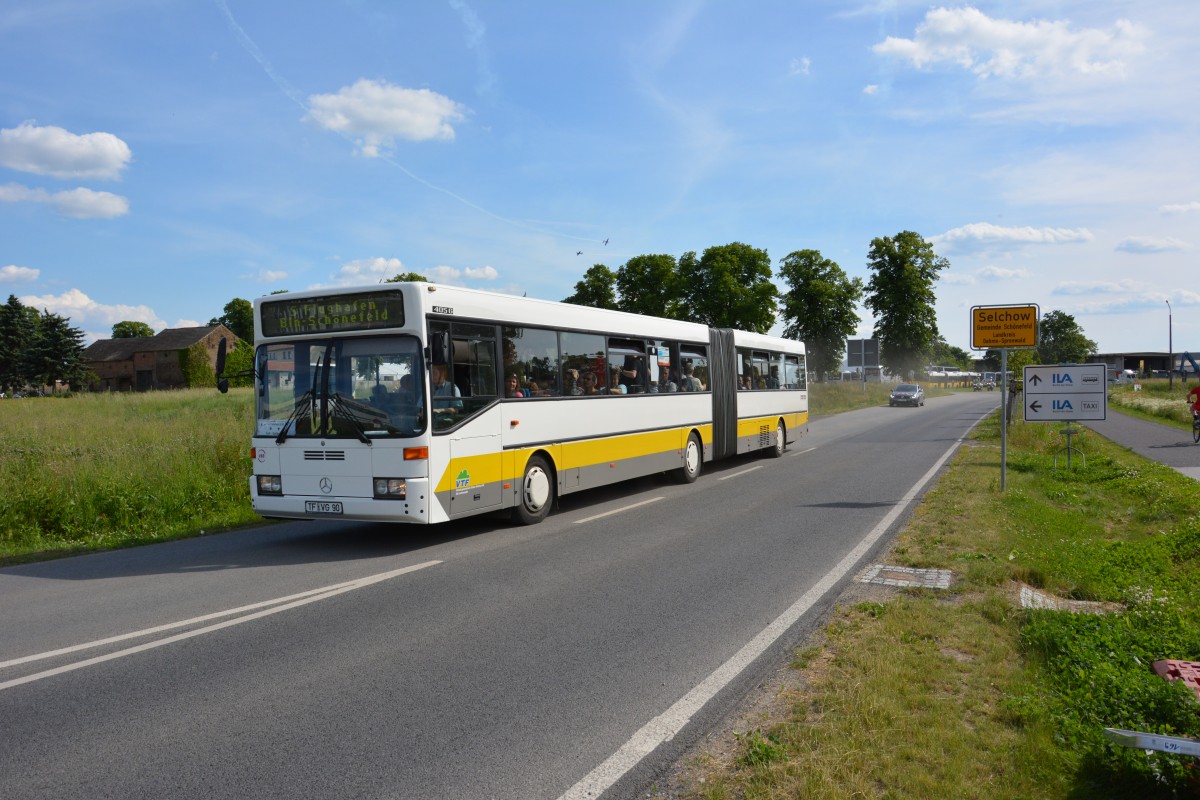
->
[[255, 335, 425, 439]]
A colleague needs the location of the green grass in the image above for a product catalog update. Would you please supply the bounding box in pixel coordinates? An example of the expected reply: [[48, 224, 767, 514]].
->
[[1108, 378, 1197, 430], [808, 379, 956, 416], [672, 408, 1200, 799], [0, 389, 260, 564]]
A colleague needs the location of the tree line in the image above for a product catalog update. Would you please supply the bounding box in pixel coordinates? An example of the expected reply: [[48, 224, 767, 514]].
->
[[0, 295, 89, 395], [560, 233, 1097, 380]]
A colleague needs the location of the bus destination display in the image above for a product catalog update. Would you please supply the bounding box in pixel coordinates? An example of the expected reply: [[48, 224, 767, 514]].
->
[[260, 291, 406, 337]]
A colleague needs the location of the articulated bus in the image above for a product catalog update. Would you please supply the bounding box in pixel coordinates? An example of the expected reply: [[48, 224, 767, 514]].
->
[[218, 282, 808, 525]]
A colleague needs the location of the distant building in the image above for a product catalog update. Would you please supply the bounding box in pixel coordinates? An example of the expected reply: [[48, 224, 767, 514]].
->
[[83, 325, 239, 392]]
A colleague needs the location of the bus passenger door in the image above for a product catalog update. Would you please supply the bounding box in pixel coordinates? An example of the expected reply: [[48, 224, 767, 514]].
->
[[449, 435, 503, 516]]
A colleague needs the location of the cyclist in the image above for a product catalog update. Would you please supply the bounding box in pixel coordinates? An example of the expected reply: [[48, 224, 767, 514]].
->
[[1189, 384, 1200, 443]]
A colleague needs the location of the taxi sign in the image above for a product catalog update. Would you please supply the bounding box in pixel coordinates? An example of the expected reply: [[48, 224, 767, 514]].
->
[[971, 304, 1039, 350]]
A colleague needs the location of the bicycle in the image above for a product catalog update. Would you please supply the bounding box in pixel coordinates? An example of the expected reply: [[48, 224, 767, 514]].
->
[[1193, 412, 1200, 444]]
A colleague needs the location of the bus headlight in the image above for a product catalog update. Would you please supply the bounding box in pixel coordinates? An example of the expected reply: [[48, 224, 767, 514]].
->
[[257, 475, 282, 495], [373, 478, 407, 499]]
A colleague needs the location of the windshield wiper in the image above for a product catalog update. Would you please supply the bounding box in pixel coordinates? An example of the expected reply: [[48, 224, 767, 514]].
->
[[327, 393, 372, 445], [277, 354, 323, 444], [275, 387, 315, 444]]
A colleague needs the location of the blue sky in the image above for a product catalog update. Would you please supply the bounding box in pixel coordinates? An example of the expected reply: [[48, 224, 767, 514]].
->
[[1, 1, 1197, 355]]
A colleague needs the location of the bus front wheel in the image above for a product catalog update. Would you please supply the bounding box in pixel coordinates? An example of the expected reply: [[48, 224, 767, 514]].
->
[[768, 419, 785, 458], [675, 433, 702, 484], [513, 454, 554, 525]]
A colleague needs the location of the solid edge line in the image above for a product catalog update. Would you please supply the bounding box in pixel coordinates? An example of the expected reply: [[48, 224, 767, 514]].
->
[[556, 412, 989, 800], [0, 561, 442, 691], [574, 496, 664, 525]]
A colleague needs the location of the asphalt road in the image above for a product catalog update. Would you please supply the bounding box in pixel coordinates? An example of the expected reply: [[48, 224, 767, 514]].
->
[[1082, 405, 1200, 480], [0, 392, 998, 800]]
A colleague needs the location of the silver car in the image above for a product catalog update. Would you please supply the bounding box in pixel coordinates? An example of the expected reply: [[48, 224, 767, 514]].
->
[[889, 383, 925, 407]]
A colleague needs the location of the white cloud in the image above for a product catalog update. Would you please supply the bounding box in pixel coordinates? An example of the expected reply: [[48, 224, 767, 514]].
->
[[862, 84, 879, 95], [427, 264, 501, 285], [0, 182, 129, 218], [976, 266, 1032, 280], [464, 265, 498, 280], [1054, 279, 1155, 296], [307, 79, 466, 157], [1115, 236, 1191, 253], [256, 269, 289, 283], [0, 122, 131, 179], [788, 57, 811, 77], [18, 288, 166, 337], [1, 264, 39, 283], [331, 257, 405, 284], [873, 7, 1147, 80], [1160, 201, 1200, 214], [933, 222, 1093, 249]]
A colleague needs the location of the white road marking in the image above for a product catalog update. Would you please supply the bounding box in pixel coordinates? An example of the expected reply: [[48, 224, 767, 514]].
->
[[0, 561, 441, 691], [557, 413, 988, 800], [574, 496, 664, 524], [717, 465, 763, 481]]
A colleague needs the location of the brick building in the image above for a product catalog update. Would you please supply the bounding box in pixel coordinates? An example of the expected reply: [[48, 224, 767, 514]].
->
[[83, 325, 239, 392]]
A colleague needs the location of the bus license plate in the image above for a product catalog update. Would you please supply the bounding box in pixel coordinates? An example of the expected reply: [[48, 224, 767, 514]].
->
[[305, 501, 343, 515]]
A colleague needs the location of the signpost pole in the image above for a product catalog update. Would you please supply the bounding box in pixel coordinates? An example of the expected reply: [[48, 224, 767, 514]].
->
[[1001, 348, 1007, 491]]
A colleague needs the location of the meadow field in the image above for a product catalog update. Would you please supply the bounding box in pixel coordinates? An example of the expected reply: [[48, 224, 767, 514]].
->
[[0, 388, 259, 563]]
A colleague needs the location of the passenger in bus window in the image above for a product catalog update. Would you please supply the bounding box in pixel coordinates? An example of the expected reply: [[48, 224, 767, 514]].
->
[[566, 368, 600, 395], [610, 366, 627, 393], [618, 355, 644, 393], [506, 374, 525, 398], [431, 364, 463, 409], [680, 363, 702, 392]]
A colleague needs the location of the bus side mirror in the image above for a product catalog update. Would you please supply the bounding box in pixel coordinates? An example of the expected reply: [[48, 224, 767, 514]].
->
[[215, 337, 229, 394], [430, 331, 451, 365]]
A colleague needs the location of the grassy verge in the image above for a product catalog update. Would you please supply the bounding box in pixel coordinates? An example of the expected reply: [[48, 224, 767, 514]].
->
[[669, 412, 1200, 799], [1108, 378, 1197, 431], [808, 380, 956, 416], [0, 389, 260, 564]]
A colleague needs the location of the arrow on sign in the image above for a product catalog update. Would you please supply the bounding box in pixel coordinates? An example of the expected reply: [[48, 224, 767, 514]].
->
[[1029, 400, 1042, 413], [1028, 374, 1042, 386]]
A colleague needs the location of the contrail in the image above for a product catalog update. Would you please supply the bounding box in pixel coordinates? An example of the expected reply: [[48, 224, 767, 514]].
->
[[213, 0, 601, 244]]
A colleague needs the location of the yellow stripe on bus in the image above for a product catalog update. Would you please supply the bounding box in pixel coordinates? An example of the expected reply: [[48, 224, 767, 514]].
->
[[433, 424, 713, 493]]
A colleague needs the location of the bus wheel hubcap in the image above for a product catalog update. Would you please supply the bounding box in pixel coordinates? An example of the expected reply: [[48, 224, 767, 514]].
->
[[525, 468, 550, 510]]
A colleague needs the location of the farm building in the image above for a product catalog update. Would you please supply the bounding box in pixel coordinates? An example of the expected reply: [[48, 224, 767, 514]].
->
[[83, 325, 239, 392]]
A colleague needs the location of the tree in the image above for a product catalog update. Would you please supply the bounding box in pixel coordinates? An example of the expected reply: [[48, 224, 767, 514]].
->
[[1037, 310, 1097, 364], [209, 298, 254, 343], [385, 272, 428, 283], [777, 249, 863, 381], [28, 310, 88, 392], [563, 264, 619, 310], [926, 337, 972, 370], [180, 341, 215, 388], [222, 339, 255, 388], [112, 320, 155, 338], [678, 243, 778, 333], [616, 254, 680, 318], [864, 231, 948, 378], [0, 295, 37, 395]]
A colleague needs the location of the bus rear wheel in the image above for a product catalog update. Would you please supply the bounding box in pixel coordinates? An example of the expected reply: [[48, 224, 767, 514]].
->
[[513, 454, 554, 525], [674, 433, 702, 484]]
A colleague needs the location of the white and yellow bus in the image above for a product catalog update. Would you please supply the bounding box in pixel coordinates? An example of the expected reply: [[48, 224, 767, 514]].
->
[[218, 282, 808, 525]]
